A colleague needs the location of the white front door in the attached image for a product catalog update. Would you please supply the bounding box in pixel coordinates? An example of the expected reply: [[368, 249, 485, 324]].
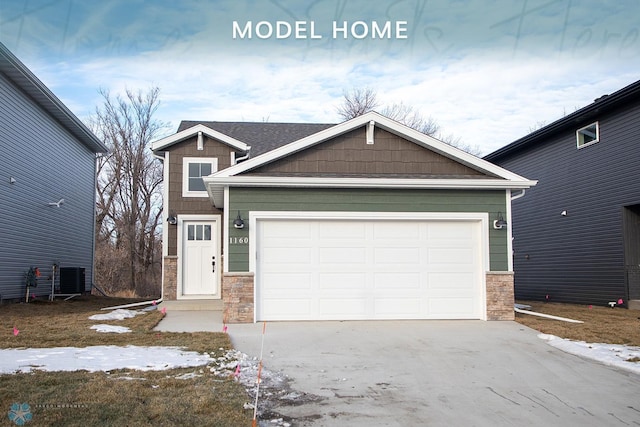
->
[[182, 220, 219, 297]]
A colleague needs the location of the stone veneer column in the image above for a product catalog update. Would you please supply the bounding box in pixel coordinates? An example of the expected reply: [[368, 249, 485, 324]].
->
[[485, 272, 515, 320], [222, 272, 255, 323], [163, 256, 178, 301]]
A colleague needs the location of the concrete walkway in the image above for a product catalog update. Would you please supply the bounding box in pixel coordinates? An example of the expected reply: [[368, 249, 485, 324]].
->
[[155, 312, 640, 426]]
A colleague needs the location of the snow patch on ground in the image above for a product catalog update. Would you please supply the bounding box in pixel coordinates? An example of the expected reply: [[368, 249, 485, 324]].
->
[[90, 324, 132, 333], [0, 346, 214, 374], [538, 334, 640, 375], [88, 308, 146, 321]]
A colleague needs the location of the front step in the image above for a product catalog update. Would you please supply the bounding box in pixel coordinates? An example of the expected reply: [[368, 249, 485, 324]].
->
[[629, 300, 640, 311], [159, 299, 223, 311]]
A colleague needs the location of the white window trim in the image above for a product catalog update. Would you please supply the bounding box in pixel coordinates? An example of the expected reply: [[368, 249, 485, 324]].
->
[[182, 157, 218, 197], [576, 122, 599, 149]]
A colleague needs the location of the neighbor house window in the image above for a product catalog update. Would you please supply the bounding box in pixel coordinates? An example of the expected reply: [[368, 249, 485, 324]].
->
[[182, 157, 218, 197], [576, 122, 599, 148]]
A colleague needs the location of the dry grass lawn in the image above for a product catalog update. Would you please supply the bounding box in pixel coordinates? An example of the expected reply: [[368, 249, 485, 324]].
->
[[515, 300, 640, 346], [0, 296, 253, 426], [1, 296, 639, 426]]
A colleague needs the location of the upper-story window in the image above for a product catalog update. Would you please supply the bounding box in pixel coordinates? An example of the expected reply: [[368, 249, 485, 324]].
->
[[183, 157, 218, 197], [576, 122, 599, 148]]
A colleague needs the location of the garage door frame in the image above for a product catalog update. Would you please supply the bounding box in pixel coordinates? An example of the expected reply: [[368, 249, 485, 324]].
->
[[249, 211, 490, 322]]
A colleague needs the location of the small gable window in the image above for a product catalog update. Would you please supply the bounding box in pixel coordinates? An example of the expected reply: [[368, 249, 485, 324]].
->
[[576, 122, 599, 148], [183, 157, 218, 197]]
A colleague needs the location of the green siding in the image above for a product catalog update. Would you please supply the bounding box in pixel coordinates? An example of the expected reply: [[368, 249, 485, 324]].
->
[[227, 188, 508, 272]]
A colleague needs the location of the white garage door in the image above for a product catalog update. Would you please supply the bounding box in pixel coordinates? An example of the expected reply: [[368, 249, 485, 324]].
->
[[256, 217, 484, 321]]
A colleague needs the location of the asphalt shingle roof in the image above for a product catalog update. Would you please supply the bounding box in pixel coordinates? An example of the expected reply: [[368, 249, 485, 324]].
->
[[177, 121, 336, 156]]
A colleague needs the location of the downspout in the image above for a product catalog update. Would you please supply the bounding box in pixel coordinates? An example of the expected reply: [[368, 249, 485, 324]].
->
[[92, 152, 104, 296], [511, 189, 526, 201], [153, 151, 168, 304], [234, 146, 252, 164]]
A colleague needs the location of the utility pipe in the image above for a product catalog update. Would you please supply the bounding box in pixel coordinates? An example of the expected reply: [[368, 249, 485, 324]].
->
[[100, 298, 162, 311], [514, 307, 583, 323]]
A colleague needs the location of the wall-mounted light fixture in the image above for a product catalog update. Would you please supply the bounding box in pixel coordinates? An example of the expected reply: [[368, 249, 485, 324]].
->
[[9, 177, 16, 184], [493, 212, 507, 230], [167, 215, 177, 225], [233, 211, 245, 229]]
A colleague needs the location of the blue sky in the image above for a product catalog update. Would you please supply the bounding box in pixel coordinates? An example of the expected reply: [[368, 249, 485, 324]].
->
[[1, 0, 639, 154]]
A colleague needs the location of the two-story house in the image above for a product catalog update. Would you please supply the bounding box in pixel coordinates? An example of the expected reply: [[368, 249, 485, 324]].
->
[[485, 79, 640, 309], [0, 42, 107, 301], [151, 112, 536, 322]]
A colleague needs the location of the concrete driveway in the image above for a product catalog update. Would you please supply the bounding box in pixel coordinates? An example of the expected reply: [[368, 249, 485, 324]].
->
[[227, 320, 640, 426]]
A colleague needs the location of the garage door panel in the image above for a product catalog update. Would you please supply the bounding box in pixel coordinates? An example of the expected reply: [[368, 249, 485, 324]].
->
[[428, 222, 474, 239], [319, 273, 367, 289], [262, 273, 313, 291], [264, 221, 312, 238], [257, 218, 483, 321], [429, 272, 476, 289], [428, 248, 475, 264], [262, 299, 313, 319], [319, 222, 367, 239], [319, 298, 367, 317], [319, 247, 367, 264], [374, 247, 422, 264], [374, 273, 421, 289], [262, 247, 312, 266], [373, 222, 416, 238], [428, 298, 476, 318]]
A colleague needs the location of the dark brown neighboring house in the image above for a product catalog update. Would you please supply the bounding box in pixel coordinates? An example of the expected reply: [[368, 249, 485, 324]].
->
[[151, 111, 536, 322]]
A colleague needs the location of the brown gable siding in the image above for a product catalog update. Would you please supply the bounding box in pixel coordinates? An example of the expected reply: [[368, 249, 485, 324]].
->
[[166, 135, 233, 255], [245, 127, 489, 178]]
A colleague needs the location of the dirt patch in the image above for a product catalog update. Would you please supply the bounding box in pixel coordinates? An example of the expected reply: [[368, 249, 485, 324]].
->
[[212, 349, 325, 427], [515, 301, 640, 346]]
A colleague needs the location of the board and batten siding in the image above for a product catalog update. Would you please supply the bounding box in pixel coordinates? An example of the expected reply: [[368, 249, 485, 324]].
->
[[494, 102, 640, 305], [226, 187, 508, 272], [0, 72, 96, 300]]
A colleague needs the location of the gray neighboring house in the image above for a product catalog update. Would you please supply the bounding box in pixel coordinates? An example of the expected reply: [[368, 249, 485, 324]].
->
[[0, 42, 107, 301], [485, 79, 640, 309]]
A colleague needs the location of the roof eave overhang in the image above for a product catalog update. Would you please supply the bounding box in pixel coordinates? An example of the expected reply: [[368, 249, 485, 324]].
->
[[203, 176, 538, 209], [0, 43, 107, 153]]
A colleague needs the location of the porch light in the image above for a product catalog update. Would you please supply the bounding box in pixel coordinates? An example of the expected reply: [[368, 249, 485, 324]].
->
[[493, 212, 507, 230], [167, 215, 177, 225], [233, 211, 245, 229]]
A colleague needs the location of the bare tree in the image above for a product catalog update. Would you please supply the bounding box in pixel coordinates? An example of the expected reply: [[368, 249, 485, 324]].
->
[[336, 88, 380, 120], [379, 102, 440, 136], [90, 87, 170, 297], [336, 88, 482, 155]]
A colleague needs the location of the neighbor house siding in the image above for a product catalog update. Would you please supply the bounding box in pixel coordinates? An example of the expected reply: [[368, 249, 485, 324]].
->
[[494, 101, 640, 305], [226, 188, 508, 272], [0, 72, 96, 299]]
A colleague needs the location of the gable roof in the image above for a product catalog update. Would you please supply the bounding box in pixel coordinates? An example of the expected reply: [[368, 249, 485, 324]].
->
[[151, 123, 251, 152], [204, 111, 537, 208], [484, 79, 640, 162], [0, 42, 106, 153]]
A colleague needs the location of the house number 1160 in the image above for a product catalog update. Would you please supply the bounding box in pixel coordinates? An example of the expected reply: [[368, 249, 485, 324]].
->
[[229, 237, 249, 244]]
